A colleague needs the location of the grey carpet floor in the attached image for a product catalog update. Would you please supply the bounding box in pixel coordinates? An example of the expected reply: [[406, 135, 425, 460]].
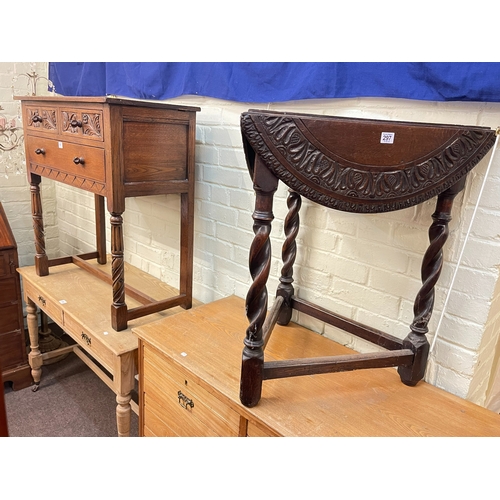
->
[[3, 351, 139, 437]]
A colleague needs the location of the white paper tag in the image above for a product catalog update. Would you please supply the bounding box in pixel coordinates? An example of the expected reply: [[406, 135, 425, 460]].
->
[[59, 299, 67, 304], [58, 141, 63, 148], [380, 132, 395, 144]]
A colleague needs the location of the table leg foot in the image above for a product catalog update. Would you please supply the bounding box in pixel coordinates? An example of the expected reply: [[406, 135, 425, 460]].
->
[[116, 393, 131, 437]]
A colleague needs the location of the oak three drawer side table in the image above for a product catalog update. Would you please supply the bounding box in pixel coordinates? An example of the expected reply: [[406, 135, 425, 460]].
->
[[16, 95, 200, 331]]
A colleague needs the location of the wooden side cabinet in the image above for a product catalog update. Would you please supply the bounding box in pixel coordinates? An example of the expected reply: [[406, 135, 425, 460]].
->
[[0, 202, 31, 390], [134, 296, 500, 437], [16, 95, 200, 332]]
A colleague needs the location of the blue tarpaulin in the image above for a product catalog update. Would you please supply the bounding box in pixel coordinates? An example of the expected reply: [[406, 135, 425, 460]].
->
[[48, 62, 500, 103]]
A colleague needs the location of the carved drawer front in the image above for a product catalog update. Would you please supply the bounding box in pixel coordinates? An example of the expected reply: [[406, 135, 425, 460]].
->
[[142, 343, 241, 437], [25, 106, 58, 134], [62, 315, 114, 374], [26, 136, 106, 183], [60, 108, 104, 142], [23, 282, 63, 324]]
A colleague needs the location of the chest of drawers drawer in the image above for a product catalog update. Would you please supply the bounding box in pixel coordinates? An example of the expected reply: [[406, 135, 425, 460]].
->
[[0, 250, 15, 278], [26, 135, 106, 183], [141, 343, 242, 437], [0, 276, 17, 303], [0, 302, 21, 333]]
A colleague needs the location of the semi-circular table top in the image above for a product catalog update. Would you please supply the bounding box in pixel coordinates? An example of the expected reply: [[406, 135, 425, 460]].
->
[[241, 110, 496, 213]]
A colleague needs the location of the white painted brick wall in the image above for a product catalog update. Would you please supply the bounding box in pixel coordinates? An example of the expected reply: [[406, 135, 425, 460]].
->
[[0, 62, 57, 268], [4, 63, 500, 408]]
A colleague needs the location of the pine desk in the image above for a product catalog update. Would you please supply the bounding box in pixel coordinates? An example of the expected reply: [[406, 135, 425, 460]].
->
[[18, 260, 198, 437], [134, 296, 500, 437]]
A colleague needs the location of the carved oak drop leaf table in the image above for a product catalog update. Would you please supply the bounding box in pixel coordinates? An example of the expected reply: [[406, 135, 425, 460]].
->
[[239, 110, 496, 407]]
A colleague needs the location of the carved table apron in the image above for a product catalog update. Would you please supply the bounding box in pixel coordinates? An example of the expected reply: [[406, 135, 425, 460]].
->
[[239, 110, 496, 407]]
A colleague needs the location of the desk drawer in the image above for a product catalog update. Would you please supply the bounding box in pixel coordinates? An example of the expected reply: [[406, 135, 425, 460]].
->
[[26, 136, 105, 183], [63, 314, 114, 373], [142, 343, 241, 436], [23, 282, 63, 324], [60, 107, 104, 142], [25, 105, 58, 134]]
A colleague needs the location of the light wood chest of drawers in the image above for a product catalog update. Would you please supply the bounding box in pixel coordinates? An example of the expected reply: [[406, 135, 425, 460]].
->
[[16, 95, 200, 331], [134, 296, 500, 437]]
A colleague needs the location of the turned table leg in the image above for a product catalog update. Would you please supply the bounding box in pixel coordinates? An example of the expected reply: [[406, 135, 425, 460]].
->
[[30, 175, 48, 277], [114, 351, 135, 437], [398, 177, 466, 386], [110, 212, 127, 331], [240, 157, 279, 408], [26, 297, 42, 391], [277, 189, 301, 326]]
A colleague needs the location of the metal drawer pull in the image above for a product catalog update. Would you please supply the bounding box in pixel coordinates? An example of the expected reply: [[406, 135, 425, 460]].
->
[[177, 390, 194, 410], [37, 295, 46, 306], [35, 148, 45, 155], [81, 333, 91, 345], [32, 115, 42, 123], [70, 119, 82, 128], [73, 157, 85, 165]]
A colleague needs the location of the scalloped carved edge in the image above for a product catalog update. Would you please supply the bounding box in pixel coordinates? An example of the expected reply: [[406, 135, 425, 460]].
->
[[241, 113, 496, 213], [30, 165, 106, 195]]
